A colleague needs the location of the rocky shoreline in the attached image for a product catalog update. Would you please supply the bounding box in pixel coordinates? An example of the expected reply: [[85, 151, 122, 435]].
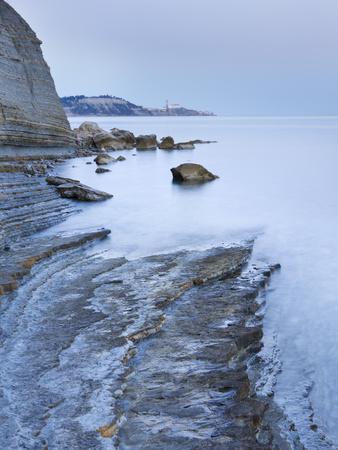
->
[[0, 120, 290, 448], [0, 218, 282, 449]]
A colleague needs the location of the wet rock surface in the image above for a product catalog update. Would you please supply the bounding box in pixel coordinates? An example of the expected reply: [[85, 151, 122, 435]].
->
[[0, 236, 280, 449]]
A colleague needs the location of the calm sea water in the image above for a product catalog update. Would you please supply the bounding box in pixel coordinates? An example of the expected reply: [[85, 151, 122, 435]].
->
[[42, 116, 338, 448]]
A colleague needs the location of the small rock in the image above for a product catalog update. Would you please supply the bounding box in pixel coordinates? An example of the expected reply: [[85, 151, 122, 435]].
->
[[94, 154, 116, 165], [95, 168, 111, 174], [173, 142, 195, 150]]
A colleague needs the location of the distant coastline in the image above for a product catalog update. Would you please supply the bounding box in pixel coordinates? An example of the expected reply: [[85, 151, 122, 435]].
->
[[60, 95, 215, 117]]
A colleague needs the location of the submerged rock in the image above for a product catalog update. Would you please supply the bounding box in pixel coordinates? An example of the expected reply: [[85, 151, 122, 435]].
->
[[171, 163, 219, 182], [173, 142, 195, 149], [46, 175, 113, 201], [95, 167, 111, 174]]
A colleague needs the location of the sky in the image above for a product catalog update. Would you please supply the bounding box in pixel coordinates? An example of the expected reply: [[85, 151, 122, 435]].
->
[[6, 0, 338, 116]]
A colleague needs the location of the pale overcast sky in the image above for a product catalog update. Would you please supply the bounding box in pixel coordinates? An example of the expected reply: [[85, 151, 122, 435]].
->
[[7, 0, 338, 115]]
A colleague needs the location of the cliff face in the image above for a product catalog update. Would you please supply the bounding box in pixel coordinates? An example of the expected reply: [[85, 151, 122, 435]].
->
[[0, 1, 76, 156]]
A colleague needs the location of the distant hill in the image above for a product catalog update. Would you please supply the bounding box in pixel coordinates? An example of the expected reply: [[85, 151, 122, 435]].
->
[[60, 95, 214, 117]]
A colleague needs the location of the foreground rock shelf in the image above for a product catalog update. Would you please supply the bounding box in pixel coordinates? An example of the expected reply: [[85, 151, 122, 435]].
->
[[0, 232, 281, 449]]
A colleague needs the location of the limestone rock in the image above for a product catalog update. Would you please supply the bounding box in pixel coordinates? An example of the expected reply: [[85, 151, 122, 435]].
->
[[136, 134, 157, 150], [158, 136, 175, 149], [94, 153, 116, 165], [171, 163, 219, 182], [46, 175, 113, 201], [110, 128, 136, 148], [92, 133, 125, 151], [0, 1, 76, 156]]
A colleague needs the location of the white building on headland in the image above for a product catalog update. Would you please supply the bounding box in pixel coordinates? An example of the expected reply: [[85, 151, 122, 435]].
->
[[162, 100, 181, 112]]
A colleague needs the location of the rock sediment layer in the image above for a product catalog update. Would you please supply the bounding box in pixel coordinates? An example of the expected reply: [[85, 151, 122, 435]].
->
[[0, 1, 76, 156], [0, 237, 280, 448]]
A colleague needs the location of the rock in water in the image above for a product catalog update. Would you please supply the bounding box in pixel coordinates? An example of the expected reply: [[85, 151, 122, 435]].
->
[[94, 153, 117, 165], [0, 1, 76, 156], [158, 136, 175, 149], [171, 163, 219, 182], [136, 134, 157, 150], [46, 175, 113, 201]]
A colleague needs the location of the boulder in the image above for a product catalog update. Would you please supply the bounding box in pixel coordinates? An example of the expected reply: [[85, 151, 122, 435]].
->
[[94, 153, 116, 165], [116, 156, 126, 161], [158, 136, 175, 149], [75, 122, 106, 137], [110, 128, 136, 147], [136, 134, 157, 150], [170, 163, 219, 182], [92, 132, 125, 151], [46, 175, 112, 201]]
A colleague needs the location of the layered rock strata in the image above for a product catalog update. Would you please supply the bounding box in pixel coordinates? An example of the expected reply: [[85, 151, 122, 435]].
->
[[0, 237, 281, 448], [0, 172, 78, 251], [0, 1, 76, 156], [46, 175, 113, 201]]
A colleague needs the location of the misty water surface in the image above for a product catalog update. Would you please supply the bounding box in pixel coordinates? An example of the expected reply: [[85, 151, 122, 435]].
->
[[40, 116, 338, 448]]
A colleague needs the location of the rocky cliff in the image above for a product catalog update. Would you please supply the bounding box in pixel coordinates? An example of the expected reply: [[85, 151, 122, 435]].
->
[[0, 1, 76, 156]]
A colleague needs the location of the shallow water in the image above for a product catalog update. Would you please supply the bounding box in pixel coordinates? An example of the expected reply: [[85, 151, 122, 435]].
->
[[41, 115, 338, 447]]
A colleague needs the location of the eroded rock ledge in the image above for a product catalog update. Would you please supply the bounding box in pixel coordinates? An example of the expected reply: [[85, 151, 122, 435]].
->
[[0, 233, 281, 449]]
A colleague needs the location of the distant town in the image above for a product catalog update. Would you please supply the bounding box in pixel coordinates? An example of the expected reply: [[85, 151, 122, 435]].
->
[[60, 95, 215, 117]]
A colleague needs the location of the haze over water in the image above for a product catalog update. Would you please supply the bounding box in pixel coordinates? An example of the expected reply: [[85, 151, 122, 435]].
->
[[43, 115, 338, 448]]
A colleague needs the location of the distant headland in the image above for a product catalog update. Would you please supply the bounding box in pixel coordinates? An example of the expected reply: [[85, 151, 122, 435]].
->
[[60, 95, 215, 117]]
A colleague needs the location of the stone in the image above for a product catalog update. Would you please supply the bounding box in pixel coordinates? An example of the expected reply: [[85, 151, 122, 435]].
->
[[94, 153, 116, 165], [116, 156, 126, 161], [0, 1, 76, 156], [92, 132, 125, 151], [75, 122, 105, 137], [173, 142, 195, 149], [136, 134, 157, 150], [46, 175, 113, 201], [95, 167, 111, 174], [110, 128, 136, 147], [170, 163, 219, 182], [158, 136, 175, 149]]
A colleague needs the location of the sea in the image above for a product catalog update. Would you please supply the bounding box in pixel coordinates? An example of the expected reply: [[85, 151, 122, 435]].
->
[[40, 115, 338, 448]]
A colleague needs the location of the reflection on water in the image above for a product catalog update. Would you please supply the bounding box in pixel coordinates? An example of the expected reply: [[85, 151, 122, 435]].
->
[[40, 115, 338, 447]]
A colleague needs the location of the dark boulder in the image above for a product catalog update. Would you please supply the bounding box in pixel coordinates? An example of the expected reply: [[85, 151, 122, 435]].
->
[[158, 136, 175, 149], [171, 163, 219, 182], [136, 134, 157, 150]]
